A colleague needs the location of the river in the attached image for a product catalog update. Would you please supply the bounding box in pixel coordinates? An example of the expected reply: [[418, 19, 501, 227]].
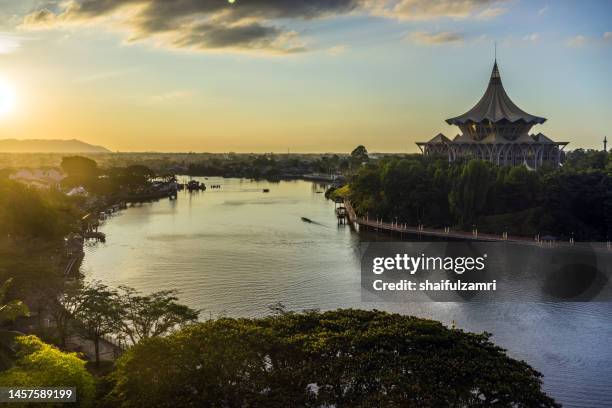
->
[[81, 177, 612, 407]]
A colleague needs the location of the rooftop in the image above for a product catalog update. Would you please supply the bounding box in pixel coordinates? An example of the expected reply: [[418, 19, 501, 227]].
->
[[446, 61, 547, 126]]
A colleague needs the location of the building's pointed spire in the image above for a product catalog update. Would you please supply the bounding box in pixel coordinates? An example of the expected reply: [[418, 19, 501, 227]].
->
[[490, 42, 502, 84], [490, 59, 501, 84]]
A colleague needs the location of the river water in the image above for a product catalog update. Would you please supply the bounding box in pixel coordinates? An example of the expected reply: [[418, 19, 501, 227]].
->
[[81, 177, 612, 407]]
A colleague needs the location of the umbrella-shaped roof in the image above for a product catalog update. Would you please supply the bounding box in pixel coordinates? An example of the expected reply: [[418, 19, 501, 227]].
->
[[446, 61, 546, 126]]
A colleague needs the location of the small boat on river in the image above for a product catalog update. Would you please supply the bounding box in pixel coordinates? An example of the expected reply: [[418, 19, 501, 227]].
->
[[187, 180, 206, 191]]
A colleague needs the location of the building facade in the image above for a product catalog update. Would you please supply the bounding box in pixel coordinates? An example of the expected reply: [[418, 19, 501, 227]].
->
[[417, 61, 568, 168]]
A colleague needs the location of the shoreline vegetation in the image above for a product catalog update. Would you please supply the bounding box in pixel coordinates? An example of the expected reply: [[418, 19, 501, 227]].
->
[[330, 147, 611, 242], [1, 145, 609, 406]]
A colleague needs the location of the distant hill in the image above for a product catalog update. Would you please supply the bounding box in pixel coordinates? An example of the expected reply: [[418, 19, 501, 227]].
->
[[0, 139, 110, 153]]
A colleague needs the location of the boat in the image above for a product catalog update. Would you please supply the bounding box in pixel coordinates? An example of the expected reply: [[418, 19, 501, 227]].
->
[[187, 180, 206, 191], [301, 217, 313, 223], [263, 188, 270, 193]]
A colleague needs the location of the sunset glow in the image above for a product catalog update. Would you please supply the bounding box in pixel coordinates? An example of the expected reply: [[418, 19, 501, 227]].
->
[[0, 0, 608, 151], [0, 78, 16, 117]]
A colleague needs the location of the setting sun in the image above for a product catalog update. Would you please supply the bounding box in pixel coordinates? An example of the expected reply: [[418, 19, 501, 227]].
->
[[0, 78, 16, 116]]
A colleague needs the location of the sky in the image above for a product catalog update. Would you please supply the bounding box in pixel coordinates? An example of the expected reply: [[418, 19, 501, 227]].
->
[[0, 0, 609, 153]]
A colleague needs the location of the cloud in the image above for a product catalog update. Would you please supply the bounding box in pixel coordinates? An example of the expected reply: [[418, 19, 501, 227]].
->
[[522, 33, 540, 42], [538, 5, 549, 16], [408, 31, 464, 45], [20, 0, 360, 54], [475, 7, 507, 20], [19, 0, 509, 54], [22, 8, 58, 27], [566, 32, 612, 47], [566, 35, 587, 47], [368, 0, 507, 21], [567, 32, 612, 47]]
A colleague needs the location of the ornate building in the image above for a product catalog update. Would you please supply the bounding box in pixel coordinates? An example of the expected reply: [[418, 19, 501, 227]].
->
[[417, 60, 568, 168]]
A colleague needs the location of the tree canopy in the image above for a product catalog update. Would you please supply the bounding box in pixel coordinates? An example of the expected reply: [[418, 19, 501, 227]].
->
[[61, 156, 99, 189], [0, 335, 95, 407], [0, 278, 29, 370], [0, 178, 76, 240], [72, 282, 122, 366], [348, 153, 611, 240], [108, 309, 559, 407], [117, 286, 199, 344]]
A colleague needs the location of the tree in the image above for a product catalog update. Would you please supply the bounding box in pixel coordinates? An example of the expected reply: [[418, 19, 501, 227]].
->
[[449, 160, 494, 226], [108, 310, 559, 407], [350, 145, 369, 168], [46, 283, 86, 348], [0, 179, 72, 240], [117, 286, 199, 344], [61, 156, 98, 189], [73, 282, 121, 366], [0, 335, 95, 407], [109, 165, 156, 189], [0, 278, 29, 369], [61, 156, 98, 179]]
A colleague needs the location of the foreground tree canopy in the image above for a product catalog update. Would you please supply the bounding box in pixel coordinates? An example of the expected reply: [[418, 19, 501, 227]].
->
[[0, 336, 95, 407], [108, 309, 559, 407]]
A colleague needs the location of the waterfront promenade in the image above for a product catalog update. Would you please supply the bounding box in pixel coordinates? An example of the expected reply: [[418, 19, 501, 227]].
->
[[343, 199, 611, 250]]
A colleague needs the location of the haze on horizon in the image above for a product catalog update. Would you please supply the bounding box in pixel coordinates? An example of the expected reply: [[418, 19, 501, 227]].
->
[[0, 0, 610, 153]]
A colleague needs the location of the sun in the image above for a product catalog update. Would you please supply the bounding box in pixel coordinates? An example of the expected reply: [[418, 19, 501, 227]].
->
[[0, 78, 16, 116]]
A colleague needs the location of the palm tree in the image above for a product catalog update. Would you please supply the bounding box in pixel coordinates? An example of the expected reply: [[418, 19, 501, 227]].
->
[[0, 278, 30, 369]]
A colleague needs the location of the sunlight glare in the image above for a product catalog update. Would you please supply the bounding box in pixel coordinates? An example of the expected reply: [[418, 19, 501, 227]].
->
[[0, 78, 16, 116]]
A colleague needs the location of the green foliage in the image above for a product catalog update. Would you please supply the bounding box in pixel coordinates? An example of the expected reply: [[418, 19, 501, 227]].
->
[[564, 149, 608, 170], [0, 179, 76, 240], [108, 309, 559, 408], [0, 278, 30, 323], [0, 335, 95, 407], [186, 153, 346, 179], [350, 145, 369, 165], [0, 278, 30, 370], [117, 286, 199, 344], [107, 165, 155, 190], [61, 156, 99, 189], [45, 282, 86, 348], [449, 160, 495, 226], [73, 282, 122, 366], [348, 155, 611, 240]]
